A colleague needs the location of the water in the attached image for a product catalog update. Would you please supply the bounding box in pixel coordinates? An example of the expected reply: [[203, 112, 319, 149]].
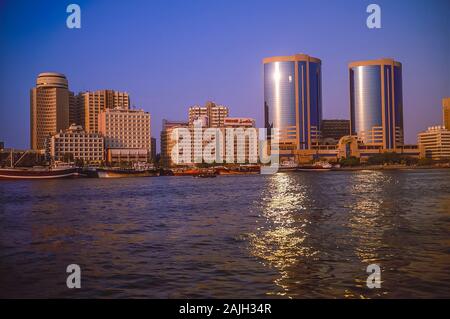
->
[[0, 170, 449, 298]]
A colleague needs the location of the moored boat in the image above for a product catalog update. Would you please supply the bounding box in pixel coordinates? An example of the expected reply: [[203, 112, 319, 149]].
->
[[279, 160, 298, 171], [296, 161, 332, 172], [0, 166, 78, 179], [172, 169, 201, 176], [215, 165, 260, 175], [96, 168, 159, 178]]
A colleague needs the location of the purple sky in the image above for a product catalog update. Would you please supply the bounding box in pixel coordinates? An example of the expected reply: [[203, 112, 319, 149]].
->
[[0, 0, 449, 149]]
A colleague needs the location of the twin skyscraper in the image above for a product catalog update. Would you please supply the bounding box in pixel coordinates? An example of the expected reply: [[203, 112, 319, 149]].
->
[[263, 54, 404, 159]]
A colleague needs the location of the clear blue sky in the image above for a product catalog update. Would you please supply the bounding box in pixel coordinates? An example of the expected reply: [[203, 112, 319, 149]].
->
[[0, 0, 449, 149]]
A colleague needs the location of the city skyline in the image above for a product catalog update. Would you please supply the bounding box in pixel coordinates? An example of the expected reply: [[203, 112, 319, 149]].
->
[[1, 0, 449, 149], [0, 1, 450, 301]]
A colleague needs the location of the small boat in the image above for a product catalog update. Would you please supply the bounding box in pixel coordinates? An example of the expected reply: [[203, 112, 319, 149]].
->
[[215, 165, 260, 175], [0, 166, 78, 180], [172, 169, 201, 176], [279, 161, 298, 171], [296, 161, 332, 172], [96, 168, 159, 178]]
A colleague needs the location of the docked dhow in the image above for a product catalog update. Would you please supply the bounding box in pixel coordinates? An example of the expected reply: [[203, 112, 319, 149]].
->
[[0, 166, 78, 179], [0, 150, 78, 180]]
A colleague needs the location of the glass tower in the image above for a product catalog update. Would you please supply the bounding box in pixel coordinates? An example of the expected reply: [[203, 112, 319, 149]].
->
[[349, 58, 404, 149], [263, 54, 322, 151]]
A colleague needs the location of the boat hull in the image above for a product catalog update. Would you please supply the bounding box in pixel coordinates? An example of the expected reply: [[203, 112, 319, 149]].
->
[[172, 169, 201, 176], [215, 167, 260, 175], [0, 168, 78, 179], [96, 169, 158, 178]]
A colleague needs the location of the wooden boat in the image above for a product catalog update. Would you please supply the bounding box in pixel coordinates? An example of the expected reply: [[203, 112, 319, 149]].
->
[[215, 165, 260, 175], [96, 168, 159, 178], [172, 169, 201, 176], [296, 161, 332, 172], [0, 166, 78, 179], [0, 149, 79, 180]]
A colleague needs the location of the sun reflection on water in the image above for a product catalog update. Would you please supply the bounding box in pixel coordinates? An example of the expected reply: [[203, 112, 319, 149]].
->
[[248, 173, 317, 297]]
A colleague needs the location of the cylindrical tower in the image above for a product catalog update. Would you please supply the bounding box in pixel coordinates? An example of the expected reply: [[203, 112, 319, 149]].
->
[[30, 72, 70, 150], [349, 58, 404, 149], [263, 54, 322, 151]]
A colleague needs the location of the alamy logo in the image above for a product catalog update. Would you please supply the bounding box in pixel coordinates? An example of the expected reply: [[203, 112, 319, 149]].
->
[[366, 264, 381, 289], [66, 4, 81, 29], [66, 264, 81, 289], [366, 4, 381, 29], [170, 124, 280, 174]]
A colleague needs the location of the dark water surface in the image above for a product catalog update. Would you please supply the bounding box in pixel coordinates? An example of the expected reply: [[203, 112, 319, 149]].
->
[[1, 170, 449, 298]]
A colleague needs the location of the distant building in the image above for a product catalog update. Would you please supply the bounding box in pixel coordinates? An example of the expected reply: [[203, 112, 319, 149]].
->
[[151, 137, 156, 162], [349, 58, 404, 149], [78, 90, 130, 133], [0, 141, 4, 150], [223, 117, 256, 128], [160, 120, 189, 168], [30, 72, 72, 150], [263, 54, 322, 153], [47, 124, 104, 163], [98, 107, 151, 162], [443, 97, 450, 129], [321, 120, 350, 144], [160, 118, 258, 168], [418, 126, 450, 160], [188, 101, 229, 127], [222, 118, 258, 163]]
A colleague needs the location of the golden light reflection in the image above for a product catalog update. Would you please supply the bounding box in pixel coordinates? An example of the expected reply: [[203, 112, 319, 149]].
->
[[347, 171, 394, 298], [247, 173, 317, 297], [349, 171, 390, 260]]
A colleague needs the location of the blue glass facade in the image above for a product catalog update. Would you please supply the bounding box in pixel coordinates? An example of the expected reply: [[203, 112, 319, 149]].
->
[[307, 61, 322, 148], [264, 55, 322, 150], [264, 62, 296, 128], [349, 60, 404, 148], [394, 66, 404, 144]]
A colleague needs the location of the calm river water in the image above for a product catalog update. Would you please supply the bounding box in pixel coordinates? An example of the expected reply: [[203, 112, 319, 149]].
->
[[0, 170, 449, 298]]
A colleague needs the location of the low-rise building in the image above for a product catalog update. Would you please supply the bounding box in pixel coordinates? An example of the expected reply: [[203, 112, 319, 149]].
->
[[47, 124, 104, 163], [278, 135, 420, 164], [418, 126, 450, 160], [321, 119, 350, 144]]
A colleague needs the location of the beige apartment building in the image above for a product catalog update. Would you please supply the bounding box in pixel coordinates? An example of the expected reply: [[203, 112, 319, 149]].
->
[[78, 90, 130, 133], [47, 124, 104, 163], [161, 120, 190, 167], [98, 107, 151, 162], [30, 73, 72, 150], [188, 101, 229, 127], [161, 117, 258, 167], [418, 126, 450, 160], [443, 97, 450, 130]]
